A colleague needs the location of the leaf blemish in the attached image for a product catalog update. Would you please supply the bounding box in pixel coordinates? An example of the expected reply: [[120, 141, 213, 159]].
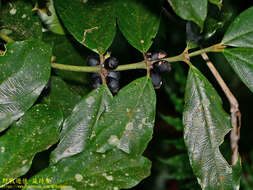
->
[[102, 173, 113, 181], [81, 26, 99, 43], [75, 173, 83, 182]]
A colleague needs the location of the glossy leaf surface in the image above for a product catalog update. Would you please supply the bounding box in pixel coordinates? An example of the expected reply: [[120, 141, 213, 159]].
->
[[168, 0, 207, 30], [0, 104, 63, 187], [0, 40, 52, 131], [41, 76, 82, 118], [223, 48, 253, 93], [54, 0, 116, 55], [51, 86, 113, 163], [0, 1, 42, 40], [222, 7, 253, 48], [24, 77, 156, 190], [183, 66, 240, 190], [117, 0, 160, 52]]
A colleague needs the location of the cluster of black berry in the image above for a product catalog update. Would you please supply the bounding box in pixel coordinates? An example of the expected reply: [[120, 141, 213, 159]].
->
[[87, 56, 120, 94], [146, 51, 171, 89]]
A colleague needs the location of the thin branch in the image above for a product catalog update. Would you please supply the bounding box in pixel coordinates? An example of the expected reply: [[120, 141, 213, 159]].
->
[[201, 52, 241, 165], [51, 43, 226, 73]]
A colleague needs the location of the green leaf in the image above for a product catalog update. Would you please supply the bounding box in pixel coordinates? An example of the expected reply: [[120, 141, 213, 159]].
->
[[116, 0, 160, 52], [183, 66, 240, 190], [209, 0, 222, 9], [23, 77, 156, 190], [0, 104, 63, 187], [0, 40, 52, 132], [24, 150, 151, 190], [223, 48, 253, 93], [222, 7, 253, 48], [38, 0, 65, 35], [159, 154, 194, 180], [41, 76, 82, 118], [0, 0, 42, 41], [168, 0, 207, 30], [51, 86, 113, 164], [54, 0, 116, 55], [160, 115, 183, 131], [93, 77, 156, 156], [43, 32, 89, 83]]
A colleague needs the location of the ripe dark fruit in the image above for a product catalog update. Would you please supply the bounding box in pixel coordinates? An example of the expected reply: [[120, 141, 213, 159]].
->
[[151, 52, 159, 60], [87, 56, 100, 66], [151, 51, 167, 61], [92, 77, 102, 89], [107, 77, 119, 94], [107, 72, 120, 80], [150, 70, 162, 89], [104, 57, 118, 70], [153, 60, 171, 73], [90, 73, 102, 89]]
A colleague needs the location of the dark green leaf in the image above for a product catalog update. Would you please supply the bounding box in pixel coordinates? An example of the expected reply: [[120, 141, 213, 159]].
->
[[0, 40, 52, 131], [24, 77, 156, 190], [54, 0, 116, 55], [183, 66, 239, 190], [0, 0, 42, 40], [117, 0, 160, 52], [209, 0, 222, 9], [168, 0, 207, 30], [160, 115, 183, 131], [159, 154, 194, 180], [41, 76, 82, 118], [93, 77, 156, 156], [0, 104, 63, 187], [223, 48, 253, 93], [38, 0, 65, 35], [222, 7, 253, 48], [43, 32, 89, 83], [51, 86, 113, 163]]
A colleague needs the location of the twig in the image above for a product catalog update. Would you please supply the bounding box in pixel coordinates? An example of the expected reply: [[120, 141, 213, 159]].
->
[[201, 52, 241, 165]]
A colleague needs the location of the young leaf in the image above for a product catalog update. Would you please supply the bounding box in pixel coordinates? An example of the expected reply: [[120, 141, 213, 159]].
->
[[93, 77, 156, 157], [51, 86, 113, 164], [0, 104, 63, 187], [0, 0, 42, 40], [183, 66, 240, 190], [0, 40, 52, 132], [167, 0, 207, 30], [223, 48, 253, 93], [41, 76, 82, 118], [23, 77, 156, 190], [116, 0, 160, 53], [54, 0, 116, 55], [222, 7, 253, 48]]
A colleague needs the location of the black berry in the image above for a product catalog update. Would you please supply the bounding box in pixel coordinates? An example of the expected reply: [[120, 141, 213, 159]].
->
[[104, 57, 118, 70], [151, 51, 167, 61], [107, 72, 120, 80], [87, 56, 100, 66], [151, 52, 159, 60], [90, 73, 102, 89], [107, 77, 119, 94], [153, 60, 171, 73], [150, 70, 162, 89]]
